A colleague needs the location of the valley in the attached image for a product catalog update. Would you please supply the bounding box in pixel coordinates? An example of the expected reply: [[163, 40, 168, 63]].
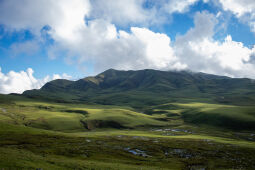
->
[[0, 93, 255, 169]]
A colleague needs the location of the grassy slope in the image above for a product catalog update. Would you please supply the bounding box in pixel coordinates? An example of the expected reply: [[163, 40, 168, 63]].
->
[[145, 102, 255, 130], [176, 103, 255, 129], [0, 98, 168, 132], [1, 95, 255, 169]]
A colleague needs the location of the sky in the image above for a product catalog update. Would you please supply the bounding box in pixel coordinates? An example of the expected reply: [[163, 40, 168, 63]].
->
[[1, 0, 255, 94]]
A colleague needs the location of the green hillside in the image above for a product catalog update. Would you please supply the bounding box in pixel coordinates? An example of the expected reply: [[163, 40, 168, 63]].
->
[[147, 102, 255, 130], [0, 99, 167, 132], [23, 69, 255, 107]]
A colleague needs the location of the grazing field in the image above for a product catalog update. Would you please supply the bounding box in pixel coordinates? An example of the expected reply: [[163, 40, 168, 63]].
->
[[0, 100, 168, 131], [0, 95, 255, 169]]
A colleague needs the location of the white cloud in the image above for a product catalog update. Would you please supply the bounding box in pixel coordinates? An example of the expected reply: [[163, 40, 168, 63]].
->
[[90, 0, 155, 26], [218, 0, 255, 33], [164, 0, 199, 14], [0, 0, 199, 33], [61, 9, 255, 77], [129, 27, 186, 69], [54, 19, 186, 72], [0, 0, 90, 38], [0, 68, 71, 94], [218, 0, 255, 17], [89, 0, 200, 26], [175, 11, 255, 78]]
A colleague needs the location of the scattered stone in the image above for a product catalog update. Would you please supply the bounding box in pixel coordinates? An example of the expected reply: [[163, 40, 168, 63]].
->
[[153, 129, 163, 132], [170, 149, 193, 159], [86, 139, 91, 143], [171, 129, 180, 132], [203, 139, 211, 142], [152, 128, 192, 134], [132, 136, 149, 140], [170, 129, 191, 133], [124, 148, 150, 157], [173, 149, 185, 154], [162, 133, 176, 136]]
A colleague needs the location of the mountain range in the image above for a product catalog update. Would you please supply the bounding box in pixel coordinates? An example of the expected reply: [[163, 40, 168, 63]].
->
[[23, 69, 255, 108]]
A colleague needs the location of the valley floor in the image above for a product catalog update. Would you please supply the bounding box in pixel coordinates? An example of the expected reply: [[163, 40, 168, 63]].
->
[[0, 95, 255, 169]]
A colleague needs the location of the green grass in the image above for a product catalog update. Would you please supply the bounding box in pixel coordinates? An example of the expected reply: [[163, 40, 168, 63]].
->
[[83, 108, 168, 128], [0, 100, 168, 132], [172, 102, 255, 130], [1, 122, 255, 169], [1, 96, 255, 169]]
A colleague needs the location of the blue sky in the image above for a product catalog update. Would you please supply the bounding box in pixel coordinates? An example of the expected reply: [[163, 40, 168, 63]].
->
[[0, 0, 255, 94]]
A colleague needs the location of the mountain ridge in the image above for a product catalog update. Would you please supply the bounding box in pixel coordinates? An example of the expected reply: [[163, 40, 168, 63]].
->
[[23, 69, 255, 107]]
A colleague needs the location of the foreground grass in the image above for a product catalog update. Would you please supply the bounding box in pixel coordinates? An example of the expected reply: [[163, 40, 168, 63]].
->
[[73, 130, 255, 149], [1, 123, 255, 169], [1, 96, 255, 169]]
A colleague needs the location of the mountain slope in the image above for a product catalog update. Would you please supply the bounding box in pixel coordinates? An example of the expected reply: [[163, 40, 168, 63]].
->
[[23, 69, 255, 107]]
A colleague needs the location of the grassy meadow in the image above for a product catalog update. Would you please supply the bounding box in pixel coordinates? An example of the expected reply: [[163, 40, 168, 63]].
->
[[0, 94, 255, 169]]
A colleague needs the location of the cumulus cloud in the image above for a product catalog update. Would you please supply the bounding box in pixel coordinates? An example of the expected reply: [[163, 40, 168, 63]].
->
[[175, 11, 255, 78], [55, 19, 186, 72], [218, 0, 255, 33], [0, 68, 71, 94], [0, 0, 91, 38]]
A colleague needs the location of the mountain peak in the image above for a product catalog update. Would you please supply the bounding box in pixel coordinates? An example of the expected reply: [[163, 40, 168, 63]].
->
[[23, 69, 255, 106]]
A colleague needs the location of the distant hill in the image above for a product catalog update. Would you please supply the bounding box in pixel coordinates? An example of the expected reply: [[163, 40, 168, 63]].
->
[[23, 69, 255, 108]]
